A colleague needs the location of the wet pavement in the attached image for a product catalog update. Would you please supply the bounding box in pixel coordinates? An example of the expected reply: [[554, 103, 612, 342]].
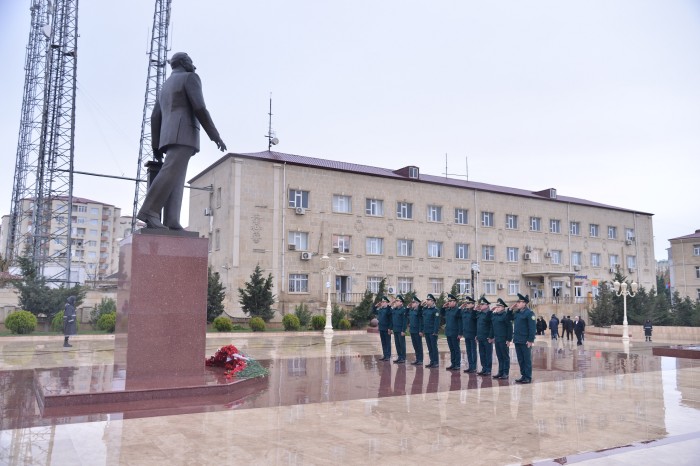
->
[[1, 333, 699, 465]]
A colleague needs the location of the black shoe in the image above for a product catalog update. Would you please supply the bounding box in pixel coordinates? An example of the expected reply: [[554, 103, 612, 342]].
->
[[395, 359, 406, 364], [464, 368, 477, 373], [63, 343, 72, 347], [492, 374, 502, 379], [446, 366, 454, 370], [498, 375, 509, 380], [449, 366, 460, 371], [137, 211, 167, 229], [515, 378, 531, 384], [479, 372, 491, 376], [426, 363, 439, 368]]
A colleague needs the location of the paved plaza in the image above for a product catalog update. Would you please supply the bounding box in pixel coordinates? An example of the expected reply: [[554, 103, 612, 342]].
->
[[1, 332, 699, 465]]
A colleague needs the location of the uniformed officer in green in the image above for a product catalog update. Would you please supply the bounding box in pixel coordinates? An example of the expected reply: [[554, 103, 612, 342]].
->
[[408, 296, 424, 365], [459, 295, 478, 373], [389, 295, 408, 363], [420, 294, 440, 368], [475, 297, 493, 375], [490, 298, 513, 379], [512, 293, 536, 383], [441, 293, 461, 370], [372, 296, 392, 361]]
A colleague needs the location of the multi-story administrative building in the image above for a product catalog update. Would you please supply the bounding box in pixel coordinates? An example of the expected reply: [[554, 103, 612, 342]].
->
[[1, 197, 124, 282], [668, 229, 700, 300], [188, 151, 655, 319]]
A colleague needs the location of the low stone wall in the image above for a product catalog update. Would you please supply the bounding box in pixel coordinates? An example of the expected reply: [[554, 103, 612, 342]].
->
[[590, 325, 700, 343], [0, 288, 117, 325]]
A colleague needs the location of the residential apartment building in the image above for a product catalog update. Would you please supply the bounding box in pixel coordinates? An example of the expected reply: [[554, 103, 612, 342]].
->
[[188, 151, 656, 318], [668, 229, 700, 300], [1, 197, 126, 282]]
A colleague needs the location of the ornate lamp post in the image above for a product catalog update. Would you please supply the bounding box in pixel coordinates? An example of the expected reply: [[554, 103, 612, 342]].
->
[[320, 254, 345, 336], [613, 280, 638, 343]]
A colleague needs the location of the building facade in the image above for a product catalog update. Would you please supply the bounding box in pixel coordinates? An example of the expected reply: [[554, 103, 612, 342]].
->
[[188, 151, 656, 319], [668, 229, 700, 300]]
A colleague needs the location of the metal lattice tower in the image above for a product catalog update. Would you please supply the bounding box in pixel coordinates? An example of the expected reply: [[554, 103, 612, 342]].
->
[[132, 0, 172, 229], [7, 0, 79, 285]]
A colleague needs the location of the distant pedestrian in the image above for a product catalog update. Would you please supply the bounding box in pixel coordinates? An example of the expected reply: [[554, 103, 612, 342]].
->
[[63, 296, 77, 347], [536, 316, 547, 335], [565, 316, 574, 340], [548, 314, 560, 340], [643, 319, 653, 342], [574, 315, 586, 345]]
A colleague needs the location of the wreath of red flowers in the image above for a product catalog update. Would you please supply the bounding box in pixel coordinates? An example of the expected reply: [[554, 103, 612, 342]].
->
[[205, 344, 248, 379]]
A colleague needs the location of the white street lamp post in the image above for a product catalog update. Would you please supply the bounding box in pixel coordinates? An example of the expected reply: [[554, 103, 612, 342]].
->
[[320, 254, 345, 336], [613, 280, 638, 343]]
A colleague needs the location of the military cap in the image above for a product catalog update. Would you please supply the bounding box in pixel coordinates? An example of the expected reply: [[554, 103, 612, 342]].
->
[[413, 295, 421, 303], [396, 294, 405, 303], [479, 297, 491, 305], [426, 293, 436, 301], [496, 298, 508, 308], [381, 296, 390, 303], [517, 293, 530, 303], [463, 295, 476, 304], [447, 293, 457, 301]]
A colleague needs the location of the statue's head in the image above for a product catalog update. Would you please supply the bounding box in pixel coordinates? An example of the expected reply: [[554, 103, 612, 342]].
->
[[169, 52, 196, 72]]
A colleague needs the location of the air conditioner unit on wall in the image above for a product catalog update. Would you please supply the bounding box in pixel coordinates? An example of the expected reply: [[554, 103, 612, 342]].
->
[[497, 283, 504, 290], [574, 265, 581, 271], [628, 267, 636, 273], [525, 245, 532, 252], [625, 240, 632, 245], [387, 286, 396, 294], [544, 252, 552, 258], [300, 252, 311, 260], [295, 207, 306, 215], [523, 253, 531, 260], [288, 244, 296, 251]]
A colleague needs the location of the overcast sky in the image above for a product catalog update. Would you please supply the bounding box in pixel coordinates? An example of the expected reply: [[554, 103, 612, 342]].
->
[[1, 0, 699, 260]]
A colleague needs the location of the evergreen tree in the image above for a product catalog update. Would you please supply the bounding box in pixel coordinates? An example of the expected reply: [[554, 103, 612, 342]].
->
[[238, 265, 276, 322], [207, 267, 226, 323], [13, 256, 85, 317], [672, 293, 697, 326], [349, 289, 374, 328], [373, 278, 387, 306], [588, 281, 616, 327], [450, 281, 460, 297]]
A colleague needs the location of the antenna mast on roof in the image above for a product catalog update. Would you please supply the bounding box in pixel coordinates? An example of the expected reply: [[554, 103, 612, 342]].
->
[[265, 93, 279, 151], [442, 153, 468, 181]]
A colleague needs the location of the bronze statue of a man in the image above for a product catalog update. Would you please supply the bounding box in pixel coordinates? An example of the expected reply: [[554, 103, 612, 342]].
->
[[137, 52, 226, 230]]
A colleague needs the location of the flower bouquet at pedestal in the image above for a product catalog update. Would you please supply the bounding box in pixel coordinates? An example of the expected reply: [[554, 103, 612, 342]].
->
[[205, 344, 268, 380]]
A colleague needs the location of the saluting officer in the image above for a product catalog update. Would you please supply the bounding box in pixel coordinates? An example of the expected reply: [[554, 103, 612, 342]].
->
[[512, 293, 536, 384], [373, 296, 392, 361], [460, 295, 478, 373], [441, 293, 461, 371], [408, 295, 424, 365], [389, 295, 408, 363], [490, 298, 513, 379], [420, 294, 440, 368], [475, 297, 493, 376]]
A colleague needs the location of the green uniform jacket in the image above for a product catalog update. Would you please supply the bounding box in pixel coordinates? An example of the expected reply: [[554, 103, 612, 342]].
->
[[373, 305, 392, 331], [513, 307, 536, 344], [408, 306, 423, 333], [461, 308, 478, 338], [491, 310, 513, 342], [421, 305, 441, 334], [475, 310, 492, 340], [391, 306, 408, 333], [441, 306, 461, 337]]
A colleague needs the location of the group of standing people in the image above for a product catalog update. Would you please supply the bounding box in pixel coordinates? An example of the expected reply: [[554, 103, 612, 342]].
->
[[535, 314, 587, 346], [373, 292, 537, 384]]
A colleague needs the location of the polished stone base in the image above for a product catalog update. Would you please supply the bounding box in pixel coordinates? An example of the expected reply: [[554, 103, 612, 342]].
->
[[653, 345, 700, 359]]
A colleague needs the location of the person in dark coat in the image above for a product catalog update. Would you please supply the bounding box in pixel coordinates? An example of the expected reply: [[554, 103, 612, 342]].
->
[[460, 295, 478, 373], [407, 296, 424, 365], [389, 295, 409, 363], [643, 319, 653, 342], [441, 294, 462, 370], [536, 316, 547, 335], [63, 296, 77, 347], [420, 294, 440, 368], [573, 315, 586, 346], [490, 298, 513, 379], [548, 314, 560, 340], [565, 316, 574, 340], [373, 296, 392, 361], [512, 293, 536, 383], [475, 297, 493, 376]]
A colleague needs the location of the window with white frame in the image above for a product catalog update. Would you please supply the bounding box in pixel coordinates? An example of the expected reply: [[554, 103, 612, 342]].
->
[[332, 195, 352, 213], [397, 277, 413, 293], [627, 255, 636, 269], [481, 211, 494, 227], [696, 266, 700, 279], [366, 237, 384, 255], [550, 219, 561, 233], [288, 274, 309, 292], [608, 226, 617, 239], [90, 207, 99, 215], [288, 231, 309, 250], [454, 208, 468, 225], [697, 289, 700, 301], [429, 278, 443, 294], [396, 202, 413, 219], [609, 254, 619, 267], [625, 228, 635, 241], [332, 234, 351, 253], [367, 277, 382, 293], [506, 214, 518, 230], [365, 198, 384, 216], [397, 239, 414, 257], [507, 247, 519, 262], [551, 249, 562, 264], [508, 280, 520, 296], [570, 221, 580, 236], [530, 217, 542, 232], [694, 245, 700, 256], [482, 245, 495, 261], [455, 243, 469, 260], [73, 205, 87, 213], [590, 224, 599, 237], [571, 251, 582, 266], [483, 279, 496, 295], [591, 253, 601, 267], [427, 241, 443, 258], [427, 205, 442, 222], [455, 279, 471, 295], [289, 189, 309, 208], [90, 229, 98, 236]]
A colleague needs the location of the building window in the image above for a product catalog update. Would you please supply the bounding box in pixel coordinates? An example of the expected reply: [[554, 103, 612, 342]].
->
[[551, 250, 562, 264], [408, 166, 419, 179], [591, 253, 601, 267], [454, 208, 468, 225], [397, 277, 413, 293], [288, 231, 309, 250], [625, 228, 635, 241], [483, 279, 496, 295], [697, 289, 700, 301], [87, 240, 97, 247], [73, 205, 87, 213], [481, 212, 494, 227], [76, 217, 85, 224], [627, 255, 636, 270], [365, 198, 384, 216], [570, 221, 580, 236], [609, 254, 619, 267], [571, 251, 582, 266], [550, 219, 561, 234], [397, 239, 414, 257], [455, 279, 471, 295], [367, 277, 382, 293], [507, 247, 519, 262], [215, 229, 221, 250], [289, 274, 309, 293], [333, 235, 351, 253], [696, 266, 700, 279], [694, 245, 700, 256], [427, 205, 442, 222], [508, 280, 520, 296], [216, 187, 222, 208], [505, 214, 518, 230], [482, 245, 495, 261], [332, 195, 352, 213], [429, 278, 443, 294], [530, 217, 542, 232], [427, 241, 443, 258], [552, 281, 563, 299], [88, 251, 97, 259], [396, 202, 413, 220], [90, 207, 99, 215], [90, 218, 98, 225], [608, 226, 617, 239], [455, 243, 470, 260], [366, 237, 384, 255], [590, 224, 599, 237], [289, 189, 309, 208]]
